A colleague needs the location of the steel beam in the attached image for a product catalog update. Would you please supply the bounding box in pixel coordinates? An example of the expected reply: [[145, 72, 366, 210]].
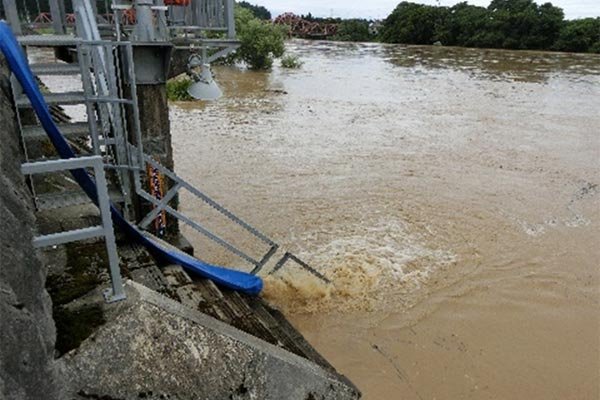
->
[[49, 0, 66, 34], [2, 0, 21, 35]]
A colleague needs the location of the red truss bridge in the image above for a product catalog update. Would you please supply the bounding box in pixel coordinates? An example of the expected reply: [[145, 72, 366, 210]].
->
[[274, 13, 338, 39]]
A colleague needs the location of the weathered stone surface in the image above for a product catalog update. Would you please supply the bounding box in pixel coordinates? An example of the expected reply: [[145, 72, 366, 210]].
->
[[60, 281, 360, 400], [0, 56, 61, 400]]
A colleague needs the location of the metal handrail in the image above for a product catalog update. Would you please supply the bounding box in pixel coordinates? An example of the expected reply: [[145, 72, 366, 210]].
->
[[133, 152, 330, 283], [22, 156, 127, 303], [167, 0, 235, 38], [2, 0, 236, 37]]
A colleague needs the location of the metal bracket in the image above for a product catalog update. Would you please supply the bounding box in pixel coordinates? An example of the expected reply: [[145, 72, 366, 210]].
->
[[103, 287, 128, 303], [271, 253, 331, 284]]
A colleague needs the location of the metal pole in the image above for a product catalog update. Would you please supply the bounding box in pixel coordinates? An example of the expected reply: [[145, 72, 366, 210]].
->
[[2, 0, 22, 35], [124, 43, 145, 198], [49, 0, 66, 34], [94, 159, 127, 303], [90, 0, 99, 18], [225, 0, 235, 38], [132, 0, 155, 41], [77, 44, 102, 155]]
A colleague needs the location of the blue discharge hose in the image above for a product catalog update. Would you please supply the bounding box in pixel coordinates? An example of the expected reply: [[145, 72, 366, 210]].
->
[[0, 22, 263, 295]]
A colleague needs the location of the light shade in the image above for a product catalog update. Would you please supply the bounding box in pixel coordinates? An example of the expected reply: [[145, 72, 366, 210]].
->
[[187, 64, 222, 101]]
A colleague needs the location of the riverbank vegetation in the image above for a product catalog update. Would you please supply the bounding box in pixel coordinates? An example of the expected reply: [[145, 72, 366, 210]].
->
[[280, 54, 303, 69], [166, 77, 192, 101], [238, 1, 271, 21], [379, 1, 599, 53], [332, 19, 376, 42], [270, 0, 599, 54], [233, 6, 286, 70]]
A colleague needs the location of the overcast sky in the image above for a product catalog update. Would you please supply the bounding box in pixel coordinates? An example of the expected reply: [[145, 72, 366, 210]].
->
[[256, 0, 598, 20]]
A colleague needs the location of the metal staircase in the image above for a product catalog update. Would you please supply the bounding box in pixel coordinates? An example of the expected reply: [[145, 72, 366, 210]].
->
[[10, 35, 138, 216], [7, 0, 329, 285], [133, 151, 331, 282]]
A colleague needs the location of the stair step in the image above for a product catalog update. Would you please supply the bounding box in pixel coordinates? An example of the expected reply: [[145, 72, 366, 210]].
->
[[157, 263, 336, 370], [120, 244, 156, 271], [16, 91, 86, 107], [163, 265, 193, 288], [17, 34, 79, 47], [223, 291, 282, 347], [187, 280, 273, 341], [242, 297, 312, 358], [30, 62, 80, 76], [22, 122, 90, 140], [35, 188, 124, 211], [261, 303, 338, 373], [176, 285, 209, 309], [193, 279, 225, 305], [49, 106, 73, 124]]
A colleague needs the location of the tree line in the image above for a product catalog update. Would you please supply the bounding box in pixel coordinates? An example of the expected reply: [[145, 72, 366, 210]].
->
[[380, 1, 599, 53], [260, 0, 599, 54], [238, 1, 271, 21]]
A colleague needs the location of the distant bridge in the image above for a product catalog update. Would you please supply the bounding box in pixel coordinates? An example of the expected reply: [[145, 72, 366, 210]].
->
[[274, 13, 338, 39]]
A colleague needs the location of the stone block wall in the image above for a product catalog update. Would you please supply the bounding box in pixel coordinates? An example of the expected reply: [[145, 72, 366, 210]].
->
[[0, 56, 61, 400]]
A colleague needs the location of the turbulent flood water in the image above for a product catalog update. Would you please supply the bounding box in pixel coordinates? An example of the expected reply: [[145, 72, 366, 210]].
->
[[172, 41, 600, 399], [30, 38, 599, 398]]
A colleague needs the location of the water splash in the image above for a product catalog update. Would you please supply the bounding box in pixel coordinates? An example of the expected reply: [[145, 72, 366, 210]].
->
[[263, 218, 456, 314]]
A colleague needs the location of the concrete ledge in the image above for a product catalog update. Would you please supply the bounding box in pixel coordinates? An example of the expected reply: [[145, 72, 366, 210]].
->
[[60, 281, 360, 400]]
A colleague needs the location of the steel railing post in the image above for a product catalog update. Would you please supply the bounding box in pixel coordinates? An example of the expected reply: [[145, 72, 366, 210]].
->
[[49, 0, 66, 34], [93, 158, 127, 303], [225, 0, 235, 38], [2, 0, 21, 35], [21, 156, 127, 303]]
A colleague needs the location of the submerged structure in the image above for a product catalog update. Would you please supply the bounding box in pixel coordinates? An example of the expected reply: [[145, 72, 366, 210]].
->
[[0, 1, 359, 398]]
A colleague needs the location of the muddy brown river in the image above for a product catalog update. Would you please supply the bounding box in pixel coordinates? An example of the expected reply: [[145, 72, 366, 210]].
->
[[35, 40, 600, 399], [171, 41, 600, 399]]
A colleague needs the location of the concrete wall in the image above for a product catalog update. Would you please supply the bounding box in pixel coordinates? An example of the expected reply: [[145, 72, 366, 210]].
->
[[0, 56, 61, 400], [61, 282, 360, 400]]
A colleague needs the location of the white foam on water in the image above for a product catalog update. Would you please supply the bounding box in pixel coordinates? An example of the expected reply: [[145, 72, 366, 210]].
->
[[262, 218, 456, 314]]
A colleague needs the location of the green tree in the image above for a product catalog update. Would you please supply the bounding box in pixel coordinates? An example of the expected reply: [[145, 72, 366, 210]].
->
[[233, 7, 285, 69], [554, 18, 600, 53], [485, 0, 564, 49], [379, 0, 597, 53], [237, 1, 272, 20], [441, 2, 492, 47], [532, 2, 565, 48], [380, 2, 449, 45], [333, 19, 374, 42]]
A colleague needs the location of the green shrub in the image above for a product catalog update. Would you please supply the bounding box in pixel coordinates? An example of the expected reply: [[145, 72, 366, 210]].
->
[[235, 10, 286, 70], [332, 19, 374, 42], [166, 77, 193, 101], [213, 7, 287, 70], [280, 54, 303, 69]]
